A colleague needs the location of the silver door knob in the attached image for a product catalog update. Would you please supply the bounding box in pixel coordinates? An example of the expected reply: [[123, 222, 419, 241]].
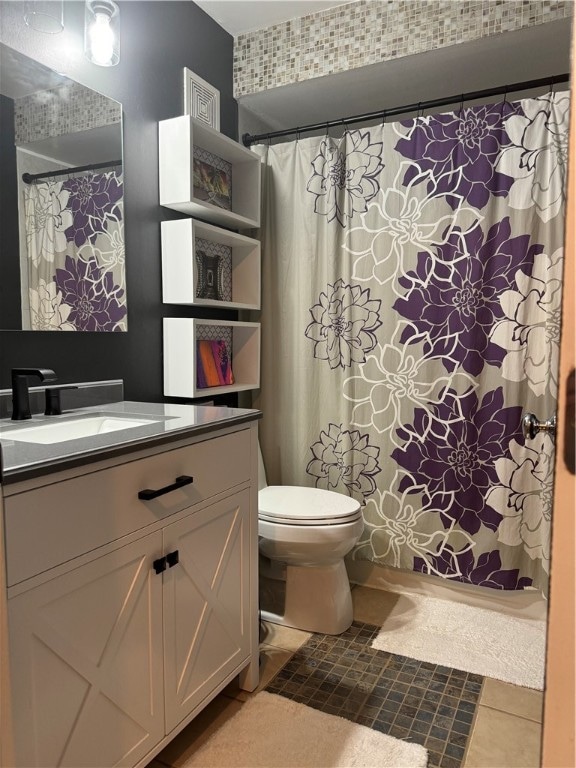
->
[[522, 413, 556, 441]]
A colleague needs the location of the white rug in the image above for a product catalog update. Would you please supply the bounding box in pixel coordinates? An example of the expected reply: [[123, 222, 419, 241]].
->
[[178, 691, 428, 767], [371, 591, 546, 689]]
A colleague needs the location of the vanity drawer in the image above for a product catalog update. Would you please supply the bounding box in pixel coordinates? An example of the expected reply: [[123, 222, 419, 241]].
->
[[4, 428, 251, 586]]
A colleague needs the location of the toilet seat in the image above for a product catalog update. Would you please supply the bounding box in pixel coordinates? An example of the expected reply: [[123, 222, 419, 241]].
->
[[259, 485, 361, 526]]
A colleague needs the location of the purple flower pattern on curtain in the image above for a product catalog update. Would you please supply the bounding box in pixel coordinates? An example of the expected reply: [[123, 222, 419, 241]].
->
[[55, 255, 126, 331], [392, 219, 544, 375], [394, 101, 522, 210], [413, 548, 533, 591], [392, 389, 523, 535], [62, 172, 123, 247], [256, 92, 567, 596], [24, 170, 126, 331]]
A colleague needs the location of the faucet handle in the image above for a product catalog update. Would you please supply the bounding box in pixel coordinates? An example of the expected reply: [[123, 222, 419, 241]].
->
[[44, 385, 79, 416], [12, 367, 57, 383]]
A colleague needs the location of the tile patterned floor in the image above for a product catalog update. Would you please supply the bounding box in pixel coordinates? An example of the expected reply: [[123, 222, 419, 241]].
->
[[153, 587, 544, 768], [266, 621, 483, 768]]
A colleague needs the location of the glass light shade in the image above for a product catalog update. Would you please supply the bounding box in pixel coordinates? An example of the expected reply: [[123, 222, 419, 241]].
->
[[24, 1, 64, 33], [84, 0, 120, 67]]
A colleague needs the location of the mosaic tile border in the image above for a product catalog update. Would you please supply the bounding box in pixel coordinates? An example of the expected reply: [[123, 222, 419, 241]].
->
[[234, 0, 572, 97], [15, 82, 121, 144], [266, 621, 483, 768]]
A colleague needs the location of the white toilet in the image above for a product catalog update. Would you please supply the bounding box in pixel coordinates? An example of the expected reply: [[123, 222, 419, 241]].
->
[[258, 447, 363, 635]]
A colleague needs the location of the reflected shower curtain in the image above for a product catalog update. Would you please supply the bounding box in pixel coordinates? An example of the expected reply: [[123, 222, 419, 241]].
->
[[23, 170, 126, 331], [254, 92, 568, 595]]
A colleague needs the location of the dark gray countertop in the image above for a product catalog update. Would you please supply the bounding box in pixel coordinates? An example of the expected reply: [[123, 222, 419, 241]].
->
[[0, 401, 261, 484]]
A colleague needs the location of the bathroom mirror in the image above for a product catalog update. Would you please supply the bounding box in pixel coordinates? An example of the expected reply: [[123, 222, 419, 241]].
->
[[0, 42, 126, 332]]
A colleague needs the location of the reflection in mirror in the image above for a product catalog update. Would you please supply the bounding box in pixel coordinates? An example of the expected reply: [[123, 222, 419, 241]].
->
[[0, 43, 126, 332]]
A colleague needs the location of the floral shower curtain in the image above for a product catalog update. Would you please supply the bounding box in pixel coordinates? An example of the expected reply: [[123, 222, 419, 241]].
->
[[23, 169, 126, 331], [254, 91, 568, 595]]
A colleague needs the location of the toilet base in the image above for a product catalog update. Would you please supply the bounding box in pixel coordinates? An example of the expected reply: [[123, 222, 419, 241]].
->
[[260, 560, 353, 635]]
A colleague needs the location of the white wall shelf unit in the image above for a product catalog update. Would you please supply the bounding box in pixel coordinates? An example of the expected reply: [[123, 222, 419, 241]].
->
[[159, 116, 261, 229], [161, 219, 261, 310], [164, 317, 260, 398]]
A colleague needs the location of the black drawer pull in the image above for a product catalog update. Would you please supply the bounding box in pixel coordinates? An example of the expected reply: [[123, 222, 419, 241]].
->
[[166, 550, 179, 568], [138, 475, 193, 501], [153, 556, 167, 574]]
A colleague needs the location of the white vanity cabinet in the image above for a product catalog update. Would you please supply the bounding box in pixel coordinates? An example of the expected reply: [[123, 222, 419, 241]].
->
[[1, 422, 259, 768], [8, 532, 166, 768], [162, 490, 250, 732]]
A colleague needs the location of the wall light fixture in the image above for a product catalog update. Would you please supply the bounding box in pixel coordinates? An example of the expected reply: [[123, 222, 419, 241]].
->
[[84, 0, 120, 67]]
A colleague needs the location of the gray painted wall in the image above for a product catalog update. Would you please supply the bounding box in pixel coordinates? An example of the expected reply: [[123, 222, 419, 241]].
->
[[0, 1, 238, 403], [0, 93, 20, 331]]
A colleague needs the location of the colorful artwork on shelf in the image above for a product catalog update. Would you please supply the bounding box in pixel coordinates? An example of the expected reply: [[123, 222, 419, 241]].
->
[[192, 147, 232, 210], [196, 339, 234, 389]]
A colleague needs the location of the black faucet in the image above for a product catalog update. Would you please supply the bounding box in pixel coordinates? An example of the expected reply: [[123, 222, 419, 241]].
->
[[11, 368, 57, 420]]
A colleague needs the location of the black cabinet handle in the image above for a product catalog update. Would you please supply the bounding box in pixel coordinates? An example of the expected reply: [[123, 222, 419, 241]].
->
[[153, 556, 167, 574], [166, 550, 179, 568], [138, 475, 193, 501]]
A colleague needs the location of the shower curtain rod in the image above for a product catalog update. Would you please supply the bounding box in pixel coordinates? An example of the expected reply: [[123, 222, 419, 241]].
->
[[242, 72, 570, 147], [22, 159, 122, 184]]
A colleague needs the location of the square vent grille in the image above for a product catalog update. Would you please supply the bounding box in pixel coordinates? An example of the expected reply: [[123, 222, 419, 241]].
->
[[183, 68, 220, 131]]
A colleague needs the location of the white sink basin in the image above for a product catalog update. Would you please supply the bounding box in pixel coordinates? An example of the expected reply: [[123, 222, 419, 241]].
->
[[0, 416, 154, 444]]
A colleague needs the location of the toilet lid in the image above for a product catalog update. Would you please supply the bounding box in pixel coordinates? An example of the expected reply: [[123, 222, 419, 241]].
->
[[258, 485, 361, 525]]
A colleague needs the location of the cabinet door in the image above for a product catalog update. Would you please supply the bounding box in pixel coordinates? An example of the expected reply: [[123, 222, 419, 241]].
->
[[8, 533, 164, 768], [163, 490, 251, 732]]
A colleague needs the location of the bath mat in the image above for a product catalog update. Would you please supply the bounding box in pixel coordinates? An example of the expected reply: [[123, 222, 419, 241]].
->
[[177, 691, 428, 767], [370, 591, 546, 689]]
